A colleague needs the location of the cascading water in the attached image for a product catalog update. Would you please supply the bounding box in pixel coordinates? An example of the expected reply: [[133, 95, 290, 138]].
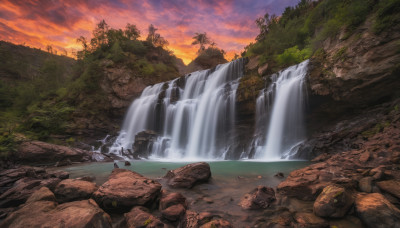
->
[[254, 60, 309, 160], [110, 59, 244, 160]]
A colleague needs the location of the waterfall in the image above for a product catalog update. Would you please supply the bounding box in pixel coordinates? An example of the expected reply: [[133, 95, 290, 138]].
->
[[255, 60, 309, 160], [110, 59, 245, 160]]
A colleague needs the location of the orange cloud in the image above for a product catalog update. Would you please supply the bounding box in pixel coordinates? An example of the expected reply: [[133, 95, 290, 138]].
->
[[0, 0, 299, 64]]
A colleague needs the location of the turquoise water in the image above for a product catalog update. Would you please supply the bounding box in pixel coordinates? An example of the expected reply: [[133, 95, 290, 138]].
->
[[58, 160, 310, 186]]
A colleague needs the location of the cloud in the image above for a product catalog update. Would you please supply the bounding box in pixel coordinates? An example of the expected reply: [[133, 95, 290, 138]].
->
[[0, 0, 300, 63]]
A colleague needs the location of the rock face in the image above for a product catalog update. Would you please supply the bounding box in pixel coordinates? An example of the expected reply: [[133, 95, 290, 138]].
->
[[1, 197, 112, 228], [92, 168, 162, 212], [355, 193, 400, 228], [313, 185, 354, 218], [124, 206, 165, 228], [15, 140, 92, 165], [54, 179, 98, 203], [239, 186, 276, 210], [377, 180, 400, 199], [132, 130, 158, 159], [26, 187, 55, 203], [164, 162, 211, 188]]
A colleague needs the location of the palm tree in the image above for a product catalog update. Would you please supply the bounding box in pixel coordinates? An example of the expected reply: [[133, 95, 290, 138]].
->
[[192, 32, 211, 53]]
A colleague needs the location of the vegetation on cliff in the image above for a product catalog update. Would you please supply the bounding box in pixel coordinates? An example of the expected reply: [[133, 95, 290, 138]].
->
[[244, 0, 400, 73]]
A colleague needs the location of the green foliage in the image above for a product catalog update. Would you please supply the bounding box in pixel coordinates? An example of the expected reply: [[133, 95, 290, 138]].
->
[[144, 218, 152, 226], [373, 0, 400, 34], [333, 47, 348, 62], [0, 132, 16, 159], [245, 0, 382, 70], [275, 46, 311, 67], [362, 121, 390, 139], [107, 41, 125, 63]]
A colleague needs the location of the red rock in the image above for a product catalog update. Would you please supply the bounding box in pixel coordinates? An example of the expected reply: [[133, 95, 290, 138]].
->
[[294, 212, 329, 228], [355, 193, 400, 228], [54, 179, 98, 203], [159, 191, 187, 210], [200, 219, 233, 228], [161, 204, 186, 221], [164, 162, 211, 188], [1, 199, 112, 228], [313, 185, 354, 218], [26, 187, 55, 203], [92, 169, 161, 212], [239, 186, 276, 210], [376, 180, 400, 199], [124, 206, 165, 228], [358, 177, 373, 193]]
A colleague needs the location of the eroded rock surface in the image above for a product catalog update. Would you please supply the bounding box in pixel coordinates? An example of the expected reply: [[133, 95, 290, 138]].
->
[[164, 162, 211, 188]]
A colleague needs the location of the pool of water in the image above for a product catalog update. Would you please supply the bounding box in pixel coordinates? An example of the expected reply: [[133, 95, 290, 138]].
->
[[54, 160, 311, 226]]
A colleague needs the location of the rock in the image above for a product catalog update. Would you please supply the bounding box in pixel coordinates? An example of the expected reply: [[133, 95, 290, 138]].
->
[[1, 199, 112, 228], [0, 178, 42, 207], [202, 197, 214, 204], [125, 161, 131, 166], [355, 193, 400, 228], [161, 204, 186, 222], [294, 212, 329, 228], [246, 56, 259, 70], [200, 219, 233, 228], [257, 63, 268, 76], [359, 151, 370, 163], [124, 206, 165, 228], [55, 158, 72, 167], [311, 153, 331, 162], [26, 187, 55, 203], [16, 140, 92, 165], [313, 185, 354, 218], [377, 180, 400, 199], [181, 210, 200, 228], [54, 179, 98, 203], [47, 170, 69, 179], [92, 169, 161, 212], [91, 152, 114, 162], [239, 186, 276, 210], [274, 172, 284, 178], [164, 162, 211, 188], [133, 130, 158, 159], [359, 177, 373, 193], [39, 177, 62, 191], [76, 176, 96, 182], [114, 162, 119, 168], [159, 191, 187, 210]]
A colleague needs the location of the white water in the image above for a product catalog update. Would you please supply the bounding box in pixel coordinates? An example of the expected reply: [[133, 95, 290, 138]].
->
[[110, 59, 244, 159], [255, 60, 309, 160]]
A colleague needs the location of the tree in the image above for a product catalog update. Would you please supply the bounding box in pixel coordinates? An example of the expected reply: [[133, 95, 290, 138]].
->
[[192, 32, 211, 53], [124, 23, 140, 40], [76, 36, 88, 51], [91, 20, 109, 49], [255, 13, 278, 41], [146, 24, 169, 48], [46, 45, 53, 54]]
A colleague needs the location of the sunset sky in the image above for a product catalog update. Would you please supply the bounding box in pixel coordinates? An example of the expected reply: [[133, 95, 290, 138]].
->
[[0, 0, 299, 64]]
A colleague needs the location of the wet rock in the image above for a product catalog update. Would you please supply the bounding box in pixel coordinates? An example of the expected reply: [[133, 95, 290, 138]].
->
[[55, 158, 72, 167], [114, 162, 119, 168], [355, 193, 400, 228], [54, 179, 98, 203], [313, 185, 354, 218], [76, 176, 96, 182], [376, 180, 400, 199], [16, 140, 92, 165], [47, 170, 69, 180], [164, 162, 211, 188], [294, 212, 329, 228], [1, 199, 112, 228], [274, 172, 284, 178], [162, 204, 186, 222], [359, 177, 373, 193], [92, 169, 161, 212], [133, 130, 158, 159], [125, 161, 131, 166], [159, 191, 187, 210], [311, 153, 331, 162], [359, 151, 370, 163], [91, 152, 114, 162], [239, 185, 276, 210], [124, 206, 165, 228], [181, 210, 200, 228], [0, 178, 42, 207], [200, 219, 233, 228], [26, 187, 56, 203]]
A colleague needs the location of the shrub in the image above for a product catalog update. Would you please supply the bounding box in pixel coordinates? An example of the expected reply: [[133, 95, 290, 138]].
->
[[275, 46, 311, 67]]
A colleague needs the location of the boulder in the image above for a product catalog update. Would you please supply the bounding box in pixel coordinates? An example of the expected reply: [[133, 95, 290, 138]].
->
[[294, 212, 329, 228], [159, 191, 187, 210], [124, 206, 165, 228], [200, 219, 233, 228], [1, 199, 112, 228], [239, 186, 276, 210], [355, 193, 400, 228], [164, 162, 211, 188], [54, 179, 98, 203], [313, 185, 354, 218], [161, 204, 186, 222], [0, 178, 42, 207], [92, 169, 161, 212], [359, 177, 373, 193], [133, 130, 158, 159], [16, 140, 92, 165], [376, 180, 400, 199], [26, 187, 55, 203]]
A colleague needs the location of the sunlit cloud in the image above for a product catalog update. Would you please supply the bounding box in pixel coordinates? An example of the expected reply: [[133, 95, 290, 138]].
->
[[0, 0, 299, 64]]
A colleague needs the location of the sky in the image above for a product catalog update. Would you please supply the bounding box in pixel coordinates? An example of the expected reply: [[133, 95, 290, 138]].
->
[[0, 0, 299, 64]]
